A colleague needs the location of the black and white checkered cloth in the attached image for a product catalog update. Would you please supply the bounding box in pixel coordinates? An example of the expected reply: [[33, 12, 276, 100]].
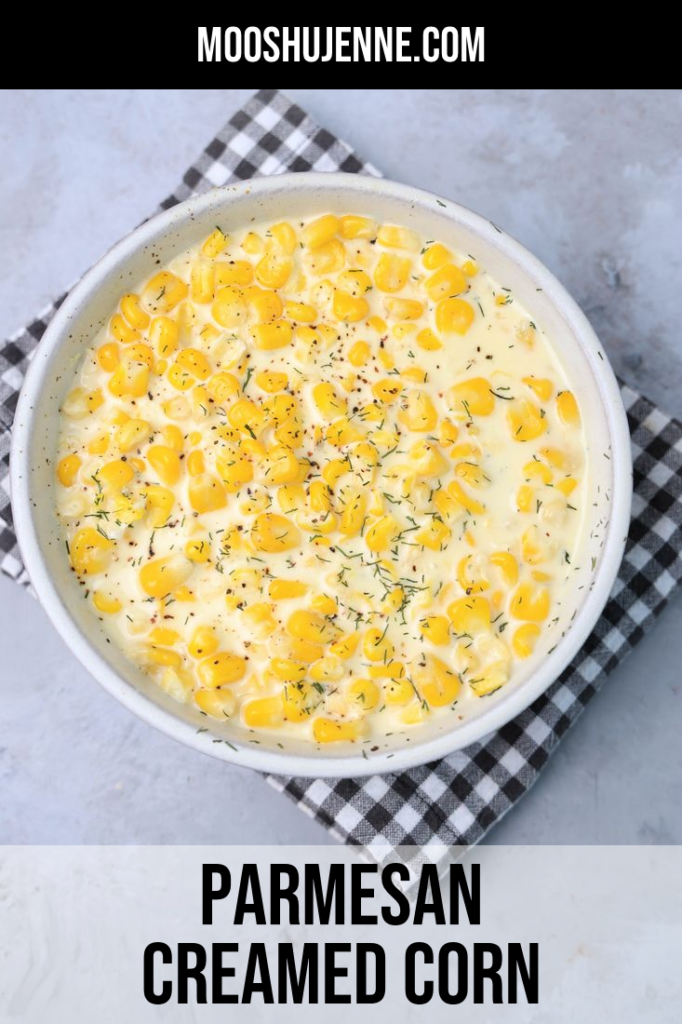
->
[[2, 90, 681, 867]]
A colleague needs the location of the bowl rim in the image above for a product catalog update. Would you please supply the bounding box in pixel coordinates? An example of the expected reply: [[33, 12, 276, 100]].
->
[[10, 171, 633, 778]]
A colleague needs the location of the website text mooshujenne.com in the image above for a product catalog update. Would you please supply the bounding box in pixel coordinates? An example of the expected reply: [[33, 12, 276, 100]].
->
[[198, 26, 485, 63]]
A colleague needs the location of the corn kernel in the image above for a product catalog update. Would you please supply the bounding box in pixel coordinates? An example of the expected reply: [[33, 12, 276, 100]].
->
[[93, 591, 121, 614], [385, 297, 424, 320], [108, 361, 149, 398], [509, 583, 550, 622], [144, 445, 180, 486], [139, 555, 192, 598], [457, 554, 489, 594], [367, 315, 387, 334], [425, 263, 467, 301], [269, 659, 306, 684], [215, 261, 254, 287], [201, 227, 228, 259], [399, 390, 438, 432], [279, 682, 314, 722], [57, 454, 81, 487], [275, 483, 305, 514], [116, 418, 150, 452], [308, 481, 333, 514], [541, 447, 567, 469], [287, 610, 340, 646], [69, 527, 112, 575], [438, 419, 459, 447], [508, 399, 547, 442], [377, 349, 394, 371], [313, 718, 364, 743], [255, 249, 293, 290], [174, 347, 210, 382], [422, 243, 452, 270], [190, 261, 215, 304], [363, 626, 394, 663], [333, 289, 369, 322], [274, 415, 303, 448], [149, 316, 179, 357], [188, 626, 219, 660], [142, 271, 188, 314], [312, 382, 347, 420], [251, 513, 300, 553], [97, 342, 120, 372], [242, 232, 264, 255], [186, 450, 205, 477], [523, 459, 553, 485], [227, 398, 266, 436], [326, 417, 365, 447], [556, 477, 577, 497], [196, 688, 236, 719], [469, 663, 509, 696], [416, 327, 442, 351], [337, 269, 372, 296], [148, 626, 180, 647], [99, 459, 134, 490], [199, 651, 247, 688], [185, 538, 210, 563], [448, 378, 494, 417], [269, 579, 307, 601], [491, 552, 519, 587], [265, 445, 300, 485], [523, 376, 553, 402], [327, 632, 360, 661], [516, 484, 534, 513], [309, 655, 343, 682], [145, 485, 175, 527], [302, 214, 339, 249], [419, 615, 450, 645], [556, 390, 581, 427], [304, 239, 346, 276], [267, 221, 296, 254], [125, 342, 154, 369], [373, 253, 412, 293], [252, 320, 294, 351], [241, 696, 282, 729], [110, 313, 140, 346], [413, 655, 460, 707], [391, 323, 417, 340], [447, 596, 491, 635], [521, 525, 546, 565], [365, 515, 400, 552], [384, 676, 414, 705], [119, 293, 150, 331], [415, 517, 451, 550], [209, 284, 246, 329], [436, 297, 475, 336], [348, 679, 380, 710], [88, 435, 109, 456], [144, 648, 182, 669], [377, 225, 420, 251], [339, 215, 377, 239], [285, 301, 317, 323]]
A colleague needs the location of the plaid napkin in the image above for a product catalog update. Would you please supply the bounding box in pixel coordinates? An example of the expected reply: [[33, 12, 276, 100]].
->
[[3, 90, 682, 867]]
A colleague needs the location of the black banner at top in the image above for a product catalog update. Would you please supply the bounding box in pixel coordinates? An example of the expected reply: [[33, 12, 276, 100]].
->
[[10, 16, 676, 87]]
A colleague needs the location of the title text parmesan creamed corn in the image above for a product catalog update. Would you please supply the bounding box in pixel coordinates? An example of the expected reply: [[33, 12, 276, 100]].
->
[[56, 213, 586, 744]]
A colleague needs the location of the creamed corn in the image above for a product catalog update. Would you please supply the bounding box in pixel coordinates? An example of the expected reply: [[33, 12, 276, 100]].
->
[[56, 214, 586, 745]]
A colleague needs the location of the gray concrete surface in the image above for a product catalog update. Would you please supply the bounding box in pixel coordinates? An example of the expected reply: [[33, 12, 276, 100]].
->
[[1, 89, 680, 845]]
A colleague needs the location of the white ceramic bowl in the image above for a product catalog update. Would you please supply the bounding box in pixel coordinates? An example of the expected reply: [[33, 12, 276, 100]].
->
[[11, 173, 632, 778]]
